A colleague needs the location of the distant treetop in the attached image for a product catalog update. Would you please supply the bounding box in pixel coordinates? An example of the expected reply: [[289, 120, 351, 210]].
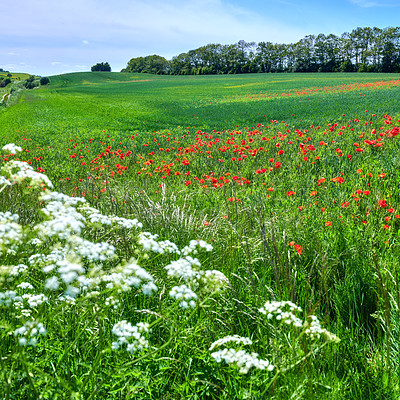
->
[[91, 62, 111, 72], [122, 26, 400, 75]]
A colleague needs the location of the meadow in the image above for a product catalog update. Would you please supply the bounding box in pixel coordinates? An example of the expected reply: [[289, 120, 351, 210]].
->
[[1, 72, 400, 399]]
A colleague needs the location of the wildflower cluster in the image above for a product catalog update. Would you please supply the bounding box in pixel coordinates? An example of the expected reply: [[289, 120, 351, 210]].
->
[[13, 320, 47, 347], [0, 143, 228, 362], [111, 320, 150, 353], [258, 301, 340, 342], [137, 232, 228, 308], [209, 300, 339, 378], [210, 335, 274, 374]]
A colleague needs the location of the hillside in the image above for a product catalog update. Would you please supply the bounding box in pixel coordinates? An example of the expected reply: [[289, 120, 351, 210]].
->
[[1, 71, 400, 140]]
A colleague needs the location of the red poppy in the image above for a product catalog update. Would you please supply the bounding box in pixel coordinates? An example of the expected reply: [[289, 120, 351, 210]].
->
[[295, 244, 303, 255], [331, 177, 345, 183], [378, 199, 387, 208]]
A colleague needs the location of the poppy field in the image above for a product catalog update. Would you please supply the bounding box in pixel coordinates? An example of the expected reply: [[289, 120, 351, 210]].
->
[[1, 72, 400, 399]]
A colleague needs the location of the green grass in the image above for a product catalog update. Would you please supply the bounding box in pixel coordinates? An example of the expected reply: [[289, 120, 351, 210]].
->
[[1, 71, 400, 399], [1, 72, 400, 137]]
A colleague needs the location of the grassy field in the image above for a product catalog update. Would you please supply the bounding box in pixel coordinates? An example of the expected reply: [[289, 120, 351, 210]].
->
[[1, 72, 400, 399]]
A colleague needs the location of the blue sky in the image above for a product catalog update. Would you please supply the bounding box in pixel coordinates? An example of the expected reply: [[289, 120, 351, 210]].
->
[[1, 0, 400, 76]]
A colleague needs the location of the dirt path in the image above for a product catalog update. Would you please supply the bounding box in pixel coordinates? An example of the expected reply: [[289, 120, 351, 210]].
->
[[0, 93, 9, 103]]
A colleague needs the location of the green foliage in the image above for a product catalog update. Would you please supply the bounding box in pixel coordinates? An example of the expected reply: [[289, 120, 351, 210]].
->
[[122, 55, 169, 74], [124, 26, 400, 75], [0, 78, 11, 88], [91, 62, 111, 72], [40, 76, 50, 86], [24, 75, 40, 89]]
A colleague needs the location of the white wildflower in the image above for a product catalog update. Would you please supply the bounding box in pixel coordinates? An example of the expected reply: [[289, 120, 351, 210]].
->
[[0, 176, 11, 186], [165, 257, 200, 281], [17, 282, 34, 290], [105, 296, 120, 309], [304, 315, 340, 343], [21, 293, 48, 308], [29, 238, 42, 245], [142, 282, 158, 296], [169, 284, 197, 308], [0, 290, 18, 306], [36, 202, 85, 239], [209, 335, 253, 351], [111, 215, 143, 229], [259, 301, 303, 328], [181, 239, 213, 255], [112, 320, 150, 353], [40, 191, 86, 206], [0, 212, 23, 252], [2, 160, 53, 188], [10, 264, 28, 276], [14, 320, 46, 346], [45, 276, 60, 290], [138, 232, 180, 254], [211, 348, 274, 374], [57, 260, 84, 284], [2, 143, 22, 154], [71, 236, 116, 261]]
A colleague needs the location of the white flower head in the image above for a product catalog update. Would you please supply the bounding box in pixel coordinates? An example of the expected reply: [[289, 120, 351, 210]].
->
[[2, 143, 22, 154]]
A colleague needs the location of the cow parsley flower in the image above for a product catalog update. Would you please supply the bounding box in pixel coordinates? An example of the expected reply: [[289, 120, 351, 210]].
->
[[21, 293, 48, 308], [209, 335, 253, 351], [0, 212, 23, 253], [164, 257, 199, 281], [10, 264, 28, 277], [211, 348, 274, 374], [2, 143, 22, 154], [0, 176, 11, 186], [111, 216, 143, 229], [2, 160, 53, 188], [111, 320, 150, 353], [181, 239, 213, 255], [40, 191, 86, 206], [13, 320, 46, 347], [259, 301, 303, 328], [169, 284, 197, 308], [0, 290, 18, 306]]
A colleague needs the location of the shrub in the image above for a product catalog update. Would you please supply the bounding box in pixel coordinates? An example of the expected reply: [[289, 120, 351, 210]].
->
[[0, 78, 11, 88], [40, 77, 50, 86]]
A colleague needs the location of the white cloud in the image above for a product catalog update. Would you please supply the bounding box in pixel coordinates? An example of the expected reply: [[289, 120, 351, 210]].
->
[[82, 40, 89, 45]]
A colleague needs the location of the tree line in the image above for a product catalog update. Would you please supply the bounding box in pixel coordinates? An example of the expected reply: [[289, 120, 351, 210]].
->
[[122, 26, 400, 75]]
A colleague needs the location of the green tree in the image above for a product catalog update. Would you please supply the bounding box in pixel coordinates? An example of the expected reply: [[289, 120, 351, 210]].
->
[[91, 62, 111, 72], [40, 77, 50, 86], [122, 55, 168, 74]]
